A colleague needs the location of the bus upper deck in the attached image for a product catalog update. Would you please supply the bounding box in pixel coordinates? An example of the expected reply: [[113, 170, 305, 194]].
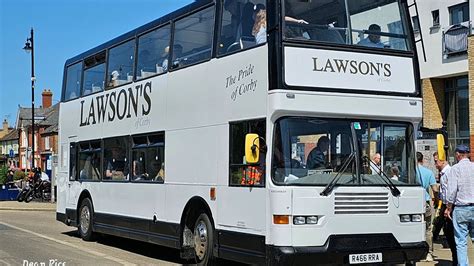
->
[[62, 0, 419, 103]]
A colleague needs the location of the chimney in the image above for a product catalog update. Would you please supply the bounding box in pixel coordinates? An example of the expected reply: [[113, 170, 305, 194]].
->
[[42, 89, 53, 108], [2, 119, 8, 131]]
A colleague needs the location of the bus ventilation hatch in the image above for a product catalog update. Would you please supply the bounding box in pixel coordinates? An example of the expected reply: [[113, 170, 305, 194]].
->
[[334, 192, 389, 214]]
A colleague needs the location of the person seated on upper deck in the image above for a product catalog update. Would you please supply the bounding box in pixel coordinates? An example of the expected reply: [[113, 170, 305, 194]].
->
[[162, 44, 183, 71], [306, 136, 330, 169], [357, 24, 385, 48], [252, 4, 267, 44]]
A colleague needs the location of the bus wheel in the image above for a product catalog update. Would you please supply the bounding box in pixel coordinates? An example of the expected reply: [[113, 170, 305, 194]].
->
[[78, 198, 96, 241], [193, 213, 214, 265]]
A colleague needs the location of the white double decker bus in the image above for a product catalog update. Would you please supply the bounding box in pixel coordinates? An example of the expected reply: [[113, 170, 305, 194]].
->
[[57, 0, 428, 264]]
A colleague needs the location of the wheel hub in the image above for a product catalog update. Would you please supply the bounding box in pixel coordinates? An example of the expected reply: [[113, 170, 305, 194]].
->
[[194, 220, 208, 260], [80, 206, 90, 234]]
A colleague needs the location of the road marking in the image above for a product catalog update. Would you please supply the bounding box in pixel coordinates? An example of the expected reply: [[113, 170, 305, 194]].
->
[[0, 221, 136, 266]]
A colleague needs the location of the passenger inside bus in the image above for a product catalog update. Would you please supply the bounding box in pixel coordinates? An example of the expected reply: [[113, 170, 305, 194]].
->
[[357, 24, 384, 48], [154, 162, 165, 182], [105, 147, 128, 180], [220, 0, 264, 53], [252, 4, 266, 44], [80, 154, 100, 180], [161, 44, 183, 71], [132, 159, 147, 181], [306, 136, 330, 169]]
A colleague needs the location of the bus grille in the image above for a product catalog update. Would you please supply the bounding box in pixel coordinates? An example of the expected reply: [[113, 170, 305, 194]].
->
[[334, 192, 389, 214]]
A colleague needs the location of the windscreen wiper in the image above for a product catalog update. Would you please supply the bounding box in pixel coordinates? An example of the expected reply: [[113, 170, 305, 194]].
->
[[320, 152, 355, 196], [363, 156, 401, 197]]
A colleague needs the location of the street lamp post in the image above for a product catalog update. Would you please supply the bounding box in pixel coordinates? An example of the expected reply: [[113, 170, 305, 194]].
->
[[23, 28, 35, 170]]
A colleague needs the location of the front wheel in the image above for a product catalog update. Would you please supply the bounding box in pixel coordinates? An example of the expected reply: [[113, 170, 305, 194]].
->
[[78, 198, 96, 241], [193, 213, 215, 266]]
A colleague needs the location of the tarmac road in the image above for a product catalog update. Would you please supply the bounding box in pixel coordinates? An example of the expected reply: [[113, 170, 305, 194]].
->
[[1, 201, 472, 265]]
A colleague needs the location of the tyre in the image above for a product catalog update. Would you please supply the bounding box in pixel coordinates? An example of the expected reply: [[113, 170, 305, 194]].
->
[[193, 213, 215, 266], [24, 190, 34, 203], [16, 190, 27, 202], [78, 198, 96, 241]]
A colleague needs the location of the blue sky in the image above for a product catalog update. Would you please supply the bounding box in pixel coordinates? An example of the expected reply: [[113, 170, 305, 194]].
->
[[0, 0, 193, 127]]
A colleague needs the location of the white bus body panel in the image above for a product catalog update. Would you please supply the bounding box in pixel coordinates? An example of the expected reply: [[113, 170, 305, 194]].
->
[[57, 46, 269, 234], [284, 47, 416, 94], [266, 91, 423, 246]]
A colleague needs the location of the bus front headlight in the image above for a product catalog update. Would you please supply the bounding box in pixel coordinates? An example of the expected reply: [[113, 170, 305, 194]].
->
[[293, 216, 306, 225], [411, 214, 422, 222], [306, 216, 318, 224], [400, 214, 411, 223]]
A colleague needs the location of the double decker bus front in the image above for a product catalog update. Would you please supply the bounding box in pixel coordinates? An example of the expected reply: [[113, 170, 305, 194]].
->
[[265, 0, 427, 264]]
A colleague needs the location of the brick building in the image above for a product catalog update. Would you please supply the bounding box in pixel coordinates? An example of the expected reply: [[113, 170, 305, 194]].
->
[[0, 120, 18, 168], [16, 89, 59, 177], [411, 0, 473, 161]]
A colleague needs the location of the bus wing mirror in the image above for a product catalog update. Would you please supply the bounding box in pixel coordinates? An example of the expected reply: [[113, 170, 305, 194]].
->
[[245, 133, 260, 164], [436, 134, 446, 161]]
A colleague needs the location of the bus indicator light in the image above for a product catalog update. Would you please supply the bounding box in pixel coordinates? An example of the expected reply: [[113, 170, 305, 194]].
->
[[273, 215, 290, 224], [210, 187, 216, 201]]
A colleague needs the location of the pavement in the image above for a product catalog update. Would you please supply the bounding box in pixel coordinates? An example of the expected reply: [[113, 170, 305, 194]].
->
[[0, 200, 56, 211], [1, 200, 472, 265]]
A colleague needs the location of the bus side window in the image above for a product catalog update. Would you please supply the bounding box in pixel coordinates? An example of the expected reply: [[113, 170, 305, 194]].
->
[[229, 119, 266, 187], [64, 62, 82, 101], [172, 6, 214, 69], [69, 143, 77, 181], [136, 25, 171, 80], [218, 0, 266, 56]]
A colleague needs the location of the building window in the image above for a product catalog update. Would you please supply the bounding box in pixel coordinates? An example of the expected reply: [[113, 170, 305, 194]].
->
[[45, 136, 50, 150], [432, 10, 440, 27], [449, 2, 469, 25], [412, 16, 420, 33], [21, 131, 27, 148], [103, 137, 129, 181], [445, 76, 470, 162], [229, 119, 266, 186]]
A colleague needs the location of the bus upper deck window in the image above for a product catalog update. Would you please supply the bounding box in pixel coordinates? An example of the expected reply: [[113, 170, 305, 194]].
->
[[283, 0, 410, 51], [218, 0, 266, 56], [64, 62, 82, 101]]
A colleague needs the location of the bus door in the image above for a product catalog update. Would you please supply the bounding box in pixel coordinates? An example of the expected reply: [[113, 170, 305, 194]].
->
[[67, 139, 81, 208], [218, 120, 266, 232]]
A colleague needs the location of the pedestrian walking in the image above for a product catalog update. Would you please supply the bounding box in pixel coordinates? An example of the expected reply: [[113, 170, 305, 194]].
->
[[444, 144, 474, 266], [432, 152, 457, 265], [416, 152, 438, 262]]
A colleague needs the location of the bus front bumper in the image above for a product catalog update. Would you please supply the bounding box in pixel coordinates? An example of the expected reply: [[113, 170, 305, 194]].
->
[[268, 235, 428, 265]]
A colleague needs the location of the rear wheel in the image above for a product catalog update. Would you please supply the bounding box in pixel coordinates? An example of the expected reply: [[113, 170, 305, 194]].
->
[[24, 190, 34, 203], [78, 198, 96, 241], [193, 213, 215, 265], [16, 189, 27, 202]]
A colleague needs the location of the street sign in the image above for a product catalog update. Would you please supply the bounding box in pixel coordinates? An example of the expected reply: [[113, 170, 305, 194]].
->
[[9, 149, 14, 158]]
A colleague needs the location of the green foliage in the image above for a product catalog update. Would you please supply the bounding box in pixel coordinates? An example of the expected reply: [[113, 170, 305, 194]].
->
[[14, 170, 26, 181], [0, 165, 7, 184]]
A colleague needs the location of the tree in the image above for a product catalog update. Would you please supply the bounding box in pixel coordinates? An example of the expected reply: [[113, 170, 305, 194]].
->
[[0, 165, 7, 184]]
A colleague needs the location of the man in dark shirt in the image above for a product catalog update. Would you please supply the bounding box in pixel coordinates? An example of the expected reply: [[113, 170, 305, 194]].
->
[[307, 136, 330, 169]]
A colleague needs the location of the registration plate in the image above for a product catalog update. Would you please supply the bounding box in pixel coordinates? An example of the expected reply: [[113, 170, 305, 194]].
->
[[349, 253, 382, 264]]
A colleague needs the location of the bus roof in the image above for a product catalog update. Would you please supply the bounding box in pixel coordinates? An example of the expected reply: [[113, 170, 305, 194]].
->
[[64, 0, 214, 67]]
